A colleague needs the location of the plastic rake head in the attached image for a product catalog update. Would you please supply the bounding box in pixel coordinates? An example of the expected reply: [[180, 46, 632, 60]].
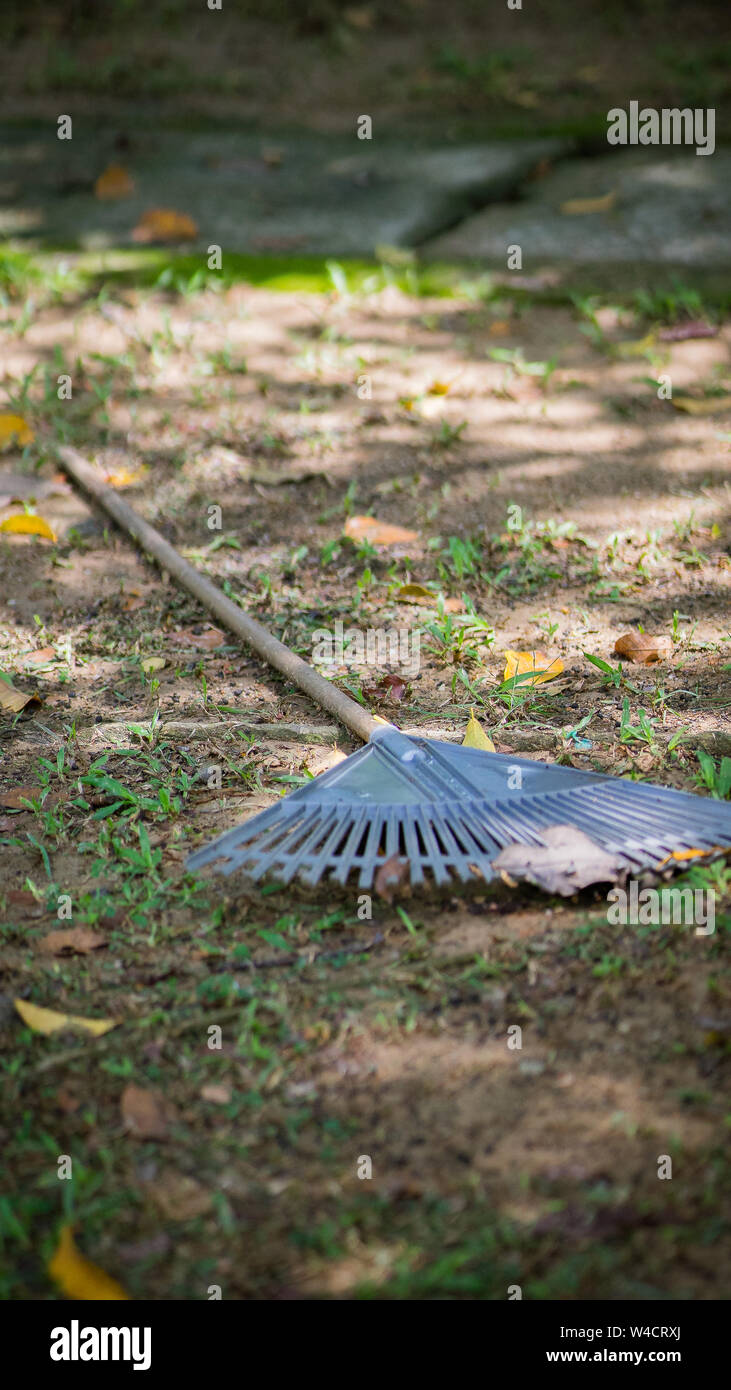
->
[[186, 727, 731, 891]]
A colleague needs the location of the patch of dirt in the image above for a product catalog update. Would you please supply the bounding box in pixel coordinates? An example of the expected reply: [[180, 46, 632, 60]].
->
[[1, 261, 730, 1301]]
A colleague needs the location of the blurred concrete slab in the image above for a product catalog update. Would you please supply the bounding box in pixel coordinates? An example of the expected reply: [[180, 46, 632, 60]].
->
[[0, 125, 566, 255], [425, 150, 731, 267]]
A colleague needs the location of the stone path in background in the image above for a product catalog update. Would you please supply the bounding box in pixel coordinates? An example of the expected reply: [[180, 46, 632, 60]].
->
[[426, 150, 731, 269], [0, 127, 564, 257], [1, 125, 729, 269]]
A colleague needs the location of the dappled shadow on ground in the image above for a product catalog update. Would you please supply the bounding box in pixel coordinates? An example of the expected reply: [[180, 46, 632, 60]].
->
[[1, 264, 730, 1301]]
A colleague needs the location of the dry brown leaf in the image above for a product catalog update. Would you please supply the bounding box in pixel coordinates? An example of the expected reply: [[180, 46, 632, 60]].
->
[[19, 647, 56, 669], [38, 928, 106, 956], [131, 208, 198, 243], [671, 395, 731, 416], [200, 1083, 232, 1105], [94, 163, 135, 200], [6, 888, 43, 916], [613, 631, 672, 664], [488, 319, 511, 336], [374, 853, 410, 903], [0, 514, 56, 541], [304, 746, 348, 776], [503, 650, 564, 685], [345, 515, 418, 546], [395, 584, 463, 612], [0, 677, 39, 714], [493, 825, 625, 895], [121, 1083, 173, 1139], [0, 784, 42, 808], [0, 414, 34, 450], [48, 1225, 129, 1301], [659, 321, 717, 342], [144, 1172, 212, 1221], [170, 626, 225, 650], [561, 190, 616, 215]]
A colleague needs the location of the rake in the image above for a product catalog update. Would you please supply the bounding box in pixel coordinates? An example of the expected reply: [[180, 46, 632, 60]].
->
[[60, 447, 731, 893]]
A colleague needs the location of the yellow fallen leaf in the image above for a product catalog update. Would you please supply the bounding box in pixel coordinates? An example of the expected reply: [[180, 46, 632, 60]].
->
[[141, 656, 166, 674], [615, 332, 657, 357], [657, 846, 729, 865], [0, 414, 35, 450], [395, 584, 463, 612], [0, 673, 37, 712], [462, 708, 495, 752], [0, 514, 56, 541], [94, 163, 135, 200], [503, 649, 564, 685], [671, 395, 731, 416], [48, 1225, 129, 1301], [14, 998, 117, 1037], [561, 190, 616, 215], [104, 466, 146, 488], [345, 515, 419, 546], [132, 208, 198, 243], [427, 380, 452, 396]]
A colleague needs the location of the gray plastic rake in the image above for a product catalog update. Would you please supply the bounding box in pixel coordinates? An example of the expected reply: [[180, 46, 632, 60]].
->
[[59, 446, 731, 894], [187, 725, 731, 888]]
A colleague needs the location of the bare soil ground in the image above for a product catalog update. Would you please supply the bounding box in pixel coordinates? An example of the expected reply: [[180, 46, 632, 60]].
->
[[1, 259, 730, 1298]]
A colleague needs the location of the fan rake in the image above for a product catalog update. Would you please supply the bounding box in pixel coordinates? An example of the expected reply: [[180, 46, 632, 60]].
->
[[60, 446, 731, 895]]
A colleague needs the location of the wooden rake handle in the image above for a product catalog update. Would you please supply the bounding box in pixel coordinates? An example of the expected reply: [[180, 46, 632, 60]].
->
[[58, 446, 380, 744]]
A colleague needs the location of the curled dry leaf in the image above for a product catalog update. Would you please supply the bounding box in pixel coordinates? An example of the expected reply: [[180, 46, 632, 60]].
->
[[657, 845, 730, 865], [493, 825, 625, 896], [0, 677, 39, 714], [94, 163, 135, 200], [144, 1172, 213, 1221], [0, 784, 42, 808], [170, 626, 225, 650], [560, 190, 616, 215], [0, 514, 56, 541], [0, 414, 34, 450], [200, 1083, 232, 1105], [19, 647, 56, 669], [503, 650, 564, 685], [14, 998, 117, 1037], [345, 515, 419, 546], [48, 1225, 129, 1301], [613, 631, 672, 664], [658, 320, 717, 342], [131, 208, 198, 243], [396, 583, 463, 612], [38, 927, 106, 956], [121, 1083, 174, 1139], [304, 746, 347, 777], [362, 672, 409, 703], [374, 853, 410, 903], [671, 395, 731, 416]]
